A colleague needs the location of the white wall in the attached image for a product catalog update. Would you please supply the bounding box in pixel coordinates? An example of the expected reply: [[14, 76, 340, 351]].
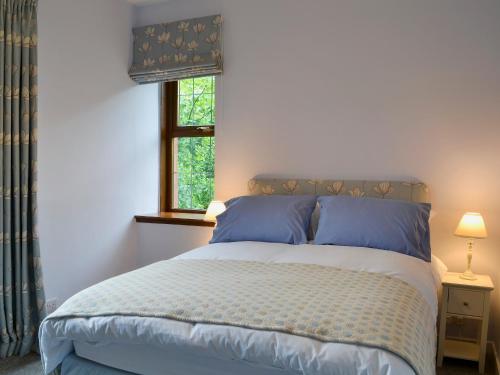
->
[[137, 223, 212, 266], [135, 0, 500, 347], [38, 0, 159, 304]]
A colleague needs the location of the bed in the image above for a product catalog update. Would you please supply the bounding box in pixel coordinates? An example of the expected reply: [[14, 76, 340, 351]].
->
[[40, 179, 443, 375]]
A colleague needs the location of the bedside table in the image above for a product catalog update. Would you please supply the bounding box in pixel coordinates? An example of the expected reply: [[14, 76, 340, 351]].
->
[[437, 272, 494, 374]]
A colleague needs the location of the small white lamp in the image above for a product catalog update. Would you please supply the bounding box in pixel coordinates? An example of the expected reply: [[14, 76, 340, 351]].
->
[[454, 212, 487, 280], [204, 200, 226, 223]]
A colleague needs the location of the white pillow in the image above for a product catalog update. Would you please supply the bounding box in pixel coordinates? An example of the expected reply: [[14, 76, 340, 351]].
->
[[429, 209, 437, 221], [308, 202, 320, 240], [431, 254, 448, 286]]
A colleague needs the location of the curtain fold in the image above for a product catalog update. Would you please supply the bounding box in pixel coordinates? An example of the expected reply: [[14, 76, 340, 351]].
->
[[0, 0, 45, 358]]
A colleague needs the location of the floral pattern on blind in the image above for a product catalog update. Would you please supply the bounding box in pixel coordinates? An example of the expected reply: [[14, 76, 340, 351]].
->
[[129, 15, 223, 84]]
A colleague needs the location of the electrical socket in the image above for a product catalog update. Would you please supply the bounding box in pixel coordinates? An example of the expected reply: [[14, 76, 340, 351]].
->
[[45, 298, 59, 314]]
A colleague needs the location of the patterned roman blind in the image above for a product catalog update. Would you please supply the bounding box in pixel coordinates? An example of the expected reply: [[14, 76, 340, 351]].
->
[[129, 15, 223, 84]]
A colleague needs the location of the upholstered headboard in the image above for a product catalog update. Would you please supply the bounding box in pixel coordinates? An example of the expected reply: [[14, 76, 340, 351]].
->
[[248, 178, 429, 203]]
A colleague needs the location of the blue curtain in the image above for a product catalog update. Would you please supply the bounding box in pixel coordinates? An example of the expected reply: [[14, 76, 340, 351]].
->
[[0, 0, 45, 357]]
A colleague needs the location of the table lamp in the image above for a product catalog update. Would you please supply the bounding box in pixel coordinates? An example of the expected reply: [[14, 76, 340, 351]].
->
[[204, 200, 226, 223], [454, 212, 487, 280]]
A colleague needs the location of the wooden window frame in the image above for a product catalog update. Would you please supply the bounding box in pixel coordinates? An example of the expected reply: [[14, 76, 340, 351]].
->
[[160, 81, 215, 214]]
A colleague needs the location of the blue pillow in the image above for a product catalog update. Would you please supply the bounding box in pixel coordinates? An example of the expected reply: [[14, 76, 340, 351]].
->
[[210, 195, 317, 245], [314, 196, 431, 262]]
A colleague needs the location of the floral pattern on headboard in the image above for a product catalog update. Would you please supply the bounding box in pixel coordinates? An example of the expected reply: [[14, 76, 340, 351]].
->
[[248, 178, 429, 203]]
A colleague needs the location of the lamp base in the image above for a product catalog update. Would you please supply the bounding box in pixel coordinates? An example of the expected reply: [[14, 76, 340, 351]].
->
[[460, 271, 477, 281], [459, 240, 477, 281]]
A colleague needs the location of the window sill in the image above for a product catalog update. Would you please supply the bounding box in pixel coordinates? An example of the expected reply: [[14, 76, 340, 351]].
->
[[135, 212, 215, 227]]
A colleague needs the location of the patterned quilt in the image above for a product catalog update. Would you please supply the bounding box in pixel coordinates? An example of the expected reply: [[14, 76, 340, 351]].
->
[[47, 259, 435, 375]]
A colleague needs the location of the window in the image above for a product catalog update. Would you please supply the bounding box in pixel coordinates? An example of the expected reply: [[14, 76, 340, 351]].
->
[[161, 76, 216, 213]]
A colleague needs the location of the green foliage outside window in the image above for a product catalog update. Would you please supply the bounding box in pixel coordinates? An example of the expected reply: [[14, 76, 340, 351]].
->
[[175, 76, 216, 209], [178, 76, 215, 126], [176, 137, 215, 209]]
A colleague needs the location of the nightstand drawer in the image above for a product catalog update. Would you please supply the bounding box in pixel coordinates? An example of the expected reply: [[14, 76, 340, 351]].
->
[[447, 288, 484, 317]]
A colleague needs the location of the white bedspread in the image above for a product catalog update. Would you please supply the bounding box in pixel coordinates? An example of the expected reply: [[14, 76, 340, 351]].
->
[[40, 242, 441, 375]]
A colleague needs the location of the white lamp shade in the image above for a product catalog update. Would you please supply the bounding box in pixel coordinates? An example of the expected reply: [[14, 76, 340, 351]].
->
[[204, 200, 226, 222], [454, 212, 487, 239]]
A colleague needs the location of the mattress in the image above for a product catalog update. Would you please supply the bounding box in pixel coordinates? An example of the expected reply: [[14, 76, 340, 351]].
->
[[41, 242, 443, 375]]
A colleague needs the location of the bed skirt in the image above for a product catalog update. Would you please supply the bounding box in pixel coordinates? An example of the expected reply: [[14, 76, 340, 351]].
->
[[54, 354, 134, 375]]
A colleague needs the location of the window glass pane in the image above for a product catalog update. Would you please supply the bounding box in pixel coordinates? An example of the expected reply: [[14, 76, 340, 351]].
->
[[178, 76, 215, 126], [173, 137, 215, 209]]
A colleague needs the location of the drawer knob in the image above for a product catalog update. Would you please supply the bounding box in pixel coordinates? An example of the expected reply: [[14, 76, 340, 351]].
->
[[463, 302, 469, 307]]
